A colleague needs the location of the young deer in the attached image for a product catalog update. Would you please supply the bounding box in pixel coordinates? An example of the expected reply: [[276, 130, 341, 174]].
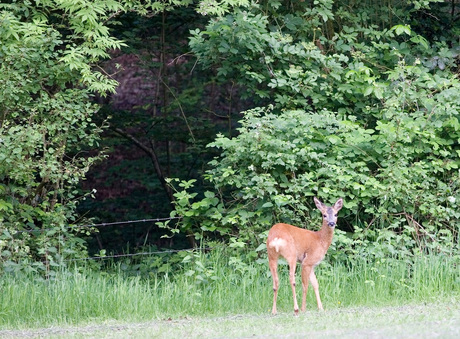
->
[[267, 197, 343, 315]]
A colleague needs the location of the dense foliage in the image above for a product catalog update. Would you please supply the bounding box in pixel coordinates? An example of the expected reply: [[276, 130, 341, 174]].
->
[[167, 0, 460, 262], [0, 0, 183, 272], [1, 0, 459, 274], [0, 0, 122, 273], [0, 0, 252, 273]]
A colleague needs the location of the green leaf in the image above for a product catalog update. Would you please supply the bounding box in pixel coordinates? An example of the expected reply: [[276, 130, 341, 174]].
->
[[392, 24, 412, 36], [364, 86, 373, 96]]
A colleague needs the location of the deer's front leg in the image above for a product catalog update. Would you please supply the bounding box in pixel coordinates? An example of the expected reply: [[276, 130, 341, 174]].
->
[[309, 269, 323, 310], [300, 264, 313, 312]]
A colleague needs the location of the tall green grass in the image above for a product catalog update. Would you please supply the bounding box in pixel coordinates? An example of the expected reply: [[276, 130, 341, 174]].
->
[[0, 251, 458, 330]]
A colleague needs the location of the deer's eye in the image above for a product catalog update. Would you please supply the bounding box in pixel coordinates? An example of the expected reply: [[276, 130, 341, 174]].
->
[[323, 215, 327, 218], [334, 214, 338, 217]]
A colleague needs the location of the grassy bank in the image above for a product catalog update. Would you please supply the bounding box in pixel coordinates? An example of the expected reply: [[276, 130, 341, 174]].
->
[[0, 252, 458, 330]]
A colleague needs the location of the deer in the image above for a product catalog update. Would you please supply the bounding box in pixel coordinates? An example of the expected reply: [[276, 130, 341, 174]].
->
[[266, 197, 343, 315]]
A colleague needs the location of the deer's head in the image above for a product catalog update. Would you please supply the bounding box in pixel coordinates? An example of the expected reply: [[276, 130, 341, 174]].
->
[[314, 197, 343, 228]]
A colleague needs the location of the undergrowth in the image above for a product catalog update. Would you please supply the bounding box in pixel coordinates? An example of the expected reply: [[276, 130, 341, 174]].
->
[[0, 248, 458, 330]]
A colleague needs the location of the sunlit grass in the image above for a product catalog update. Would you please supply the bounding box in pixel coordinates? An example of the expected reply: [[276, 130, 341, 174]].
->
[[0, 251, 458, 330]]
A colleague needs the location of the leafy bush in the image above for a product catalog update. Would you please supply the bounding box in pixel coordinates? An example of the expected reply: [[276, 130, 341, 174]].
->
[[167, 2, 460, 261], [0, 0, 252, 274], [0, 1, 124, 274], [169, 97, 459, 260]]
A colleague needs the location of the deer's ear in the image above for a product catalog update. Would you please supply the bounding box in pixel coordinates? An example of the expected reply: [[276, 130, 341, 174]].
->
[[314, 197, 324, 210], [334, 198, 343, 211]]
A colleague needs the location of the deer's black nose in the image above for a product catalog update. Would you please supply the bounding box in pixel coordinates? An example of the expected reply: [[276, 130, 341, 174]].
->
[[328, 222, 336, 227]]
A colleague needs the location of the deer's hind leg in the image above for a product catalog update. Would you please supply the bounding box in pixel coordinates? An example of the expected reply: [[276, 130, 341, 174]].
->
[[268, 250, 280, 315], [284, 257, 298, 315]]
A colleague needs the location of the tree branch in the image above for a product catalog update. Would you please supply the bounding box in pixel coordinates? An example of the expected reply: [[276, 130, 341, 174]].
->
[[111, 127, 174, 203]]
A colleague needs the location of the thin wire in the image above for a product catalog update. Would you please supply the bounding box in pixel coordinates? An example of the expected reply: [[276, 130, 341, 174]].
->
[[72, 217, 181, 229], [66, 247, 213, 262], [4, 216, 191, 263], [10, 216, 182, 234], [67, 249, 190, 261]]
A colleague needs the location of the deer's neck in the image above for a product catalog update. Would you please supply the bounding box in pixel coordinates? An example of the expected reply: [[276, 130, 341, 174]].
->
[[317, 223, 335, 249]]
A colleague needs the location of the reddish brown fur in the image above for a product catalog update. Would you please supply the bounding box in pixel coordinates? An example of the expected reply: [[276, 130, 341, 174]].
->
[[267, 197, 343, 315]]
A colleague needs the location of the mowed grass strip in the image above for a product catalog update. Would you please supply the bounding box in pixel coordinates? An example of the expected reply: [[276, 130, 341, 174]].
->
[[1, 301, 459, 338]]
